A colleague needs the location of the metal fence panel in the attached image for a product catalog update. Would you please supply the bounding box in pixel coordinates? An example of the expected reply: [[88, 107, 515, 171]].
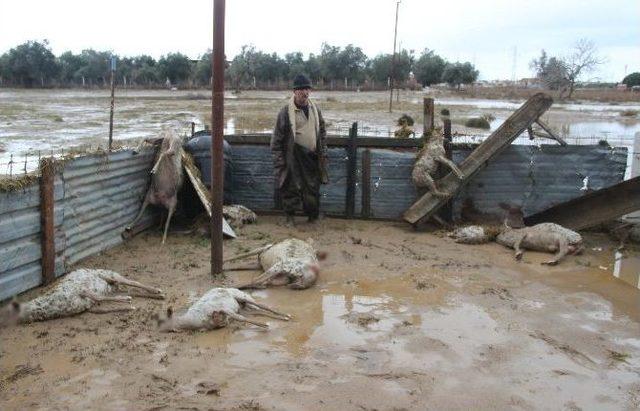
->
[[61, 149, 156, 268], [0, 179, 64, 300], [222, 144, 627, 220]]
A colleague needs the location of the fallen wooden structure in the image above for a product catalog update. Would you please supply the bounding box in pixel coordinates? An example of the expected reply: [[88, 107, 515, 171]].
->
[[182, 152, 236, 238], [403, 93, 554, 225], [525, 176, 640, 230]]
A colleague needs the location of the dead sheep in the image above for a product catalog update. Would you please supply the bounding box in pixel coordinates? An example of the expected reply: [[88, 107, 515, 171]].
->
[[412, 133, 464, 197], [449, 204, 583, 265], [125, 129, 184, 244], [0, 269, 163, 325], [236, 238, 321, 290], [156, 288, 290, 332]]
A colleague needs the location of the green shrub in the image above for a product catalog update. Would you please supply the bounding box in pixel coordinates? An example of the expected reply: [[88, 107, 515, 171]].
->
[[481, 113, 495, 122], [620, 109, 638, 117], [464, 117, 491, 129], [397, 114, 415, 126]]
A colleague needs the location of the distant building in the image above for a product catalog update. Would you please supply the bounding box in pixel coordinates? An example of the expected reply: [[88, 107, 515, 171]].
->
[[518, 78, 543, 89]]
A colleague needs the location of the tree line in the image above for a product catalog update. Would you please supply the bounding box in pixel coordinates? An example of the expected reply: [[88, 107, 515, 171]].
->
[[0, 40, 479, 90]]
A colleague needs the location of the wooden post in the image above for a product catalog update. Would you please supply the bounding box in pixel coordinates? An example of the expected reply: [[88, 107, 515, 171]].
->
[[440, 117, 453, 221], [191, 122, 195, 137], [423, 97, 434, 136], [40, 158, 55, 285], [346, 122, 358, 218], [361, 149, 371, 218]]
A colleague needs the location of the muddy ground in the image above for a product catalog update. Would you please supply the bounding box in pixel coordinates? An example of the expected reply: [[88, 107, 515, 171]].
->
[[1, 216, 640, 410]]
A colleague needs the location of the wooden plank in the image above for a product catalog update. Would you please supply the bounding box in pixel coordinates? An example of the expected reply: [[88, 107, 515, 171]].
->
[[525, 176, 640, 230], [224, 134, 423, 149], [181, 152, 236, 238], [439, 119, 454, 221], [403, 93, 554, 225], [39, 158, 55, 285], [361, 149, 371, 218], [346, 122, 358, 218], [535, 119, 567, 146]]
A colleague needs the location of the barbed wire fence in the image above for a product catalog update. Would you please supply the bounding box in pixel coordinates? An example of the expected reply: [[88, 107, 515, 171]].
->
[[1, 122, 637, 179]]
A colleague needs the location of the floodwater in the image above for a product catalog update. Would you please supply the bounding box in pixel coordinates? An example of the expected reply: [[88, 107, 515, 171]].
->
[[1, 89, 639, 170]]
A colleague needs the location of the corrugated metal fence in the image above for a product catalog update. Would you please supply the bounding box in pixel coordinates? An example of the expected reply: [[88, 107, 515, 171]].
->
[[0, 149, 156, 301], [218, 143, 628, 219], [0, 140, 629, 301]]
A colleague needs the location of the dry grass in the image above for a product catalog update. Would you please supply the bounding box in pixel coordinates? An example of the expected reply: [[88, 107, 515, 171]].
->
[[0, 173, 38, 192]]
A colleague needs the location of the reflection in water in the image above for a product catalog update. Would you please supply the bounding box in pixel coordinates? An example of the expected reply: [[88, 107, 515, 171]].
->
[[613, 252, 640, 289]]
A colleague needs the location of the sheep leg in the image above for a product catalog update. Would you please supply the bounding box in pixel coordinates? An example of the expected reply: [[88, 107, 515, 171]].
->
[[423, 174, 449, 197], [236, 267, 281, 289], [542, 238, 569, 266], [224, 263, 262, 272], [89, 306, 135, 314], [514, 233, 527, 260], [436, 155, 464, 179], [243, 308, 290, 321], [243, 300, 291, 320], [226, 312, 268, 329], [150, 152, 166, 175], [126, 196, 150, 231], [103, 274, 163, 295], [162, 203, 176, 245], [80, 291, 131, 303]]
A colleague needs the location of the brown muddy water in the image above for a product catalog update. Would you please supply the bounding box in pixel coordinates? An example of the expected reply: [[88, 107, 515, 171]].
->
[[1, 89, 639, 170], [1, 217, 639, 410]]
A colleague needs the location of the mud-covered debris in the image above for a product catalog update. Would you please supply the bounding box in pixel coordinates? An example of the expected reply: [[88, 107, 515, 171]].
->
[[343, 312, 380, 328], [5, 363, 43, 383], [415, 280, 436, 290], [196, 381, 223, 396], [481, 287, 513, 301]]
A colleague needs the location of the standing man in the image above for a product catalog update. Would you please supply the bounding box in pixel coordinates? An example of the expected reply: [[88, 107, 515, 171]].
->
[[271, 74, 329, 227]]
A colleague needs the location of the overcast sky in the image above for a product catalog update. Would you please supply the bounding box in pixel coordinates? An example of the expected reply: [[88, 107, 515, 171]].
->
[[0, 0, 638, 81]]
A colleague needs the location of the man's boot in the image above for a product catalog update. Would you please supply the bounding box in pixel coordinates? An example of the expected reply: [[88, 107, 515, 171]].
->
[[285, 214, 296, 228]]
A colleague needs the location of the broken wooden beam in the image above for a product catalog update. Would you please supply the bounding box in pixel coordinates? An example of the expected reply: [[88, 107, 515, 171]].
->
[[535, 119, 567, 146], [403, 93, 554, 225], [525, 176, 640, 230], [181, 151, 236, 238]]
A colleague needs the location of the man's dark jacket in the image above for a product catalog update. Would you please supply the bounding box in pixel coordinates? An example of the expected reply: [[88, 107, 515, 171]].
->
[[271, 104, 329, 189]]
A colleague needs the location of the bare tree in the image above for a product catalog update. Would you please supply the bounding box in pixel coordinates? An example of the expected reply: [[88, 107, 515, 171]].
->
[[564, 39, 605, 98], [530, 39, 605, 99]]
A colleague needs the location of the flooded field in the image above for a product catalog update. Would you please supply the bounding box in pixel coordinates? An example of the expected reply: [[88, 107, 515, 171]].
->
[[1, 217, 639, 410], [1, 89, 639, 171]]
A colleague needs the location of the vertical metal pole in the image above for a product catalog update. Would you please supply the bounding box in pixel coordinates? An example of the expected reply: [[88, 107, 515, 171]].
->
[[211, 0, 225, 276], [388, 1, 400, 113], [40, 158, 55, 285], [108, 56, 116, 151]]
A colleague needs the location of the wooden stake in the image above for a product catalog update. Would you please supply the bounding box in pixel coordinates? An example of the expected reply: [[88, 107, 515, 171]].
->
[[40, 158, 55, 285], [346, 122, 358, 218], [361, 149, 371, 218]]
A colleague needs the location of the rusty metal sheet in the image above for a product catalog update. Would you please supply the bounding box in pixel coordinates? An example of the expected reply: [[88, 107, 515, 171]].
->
[[525, 176, 640, 230]]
